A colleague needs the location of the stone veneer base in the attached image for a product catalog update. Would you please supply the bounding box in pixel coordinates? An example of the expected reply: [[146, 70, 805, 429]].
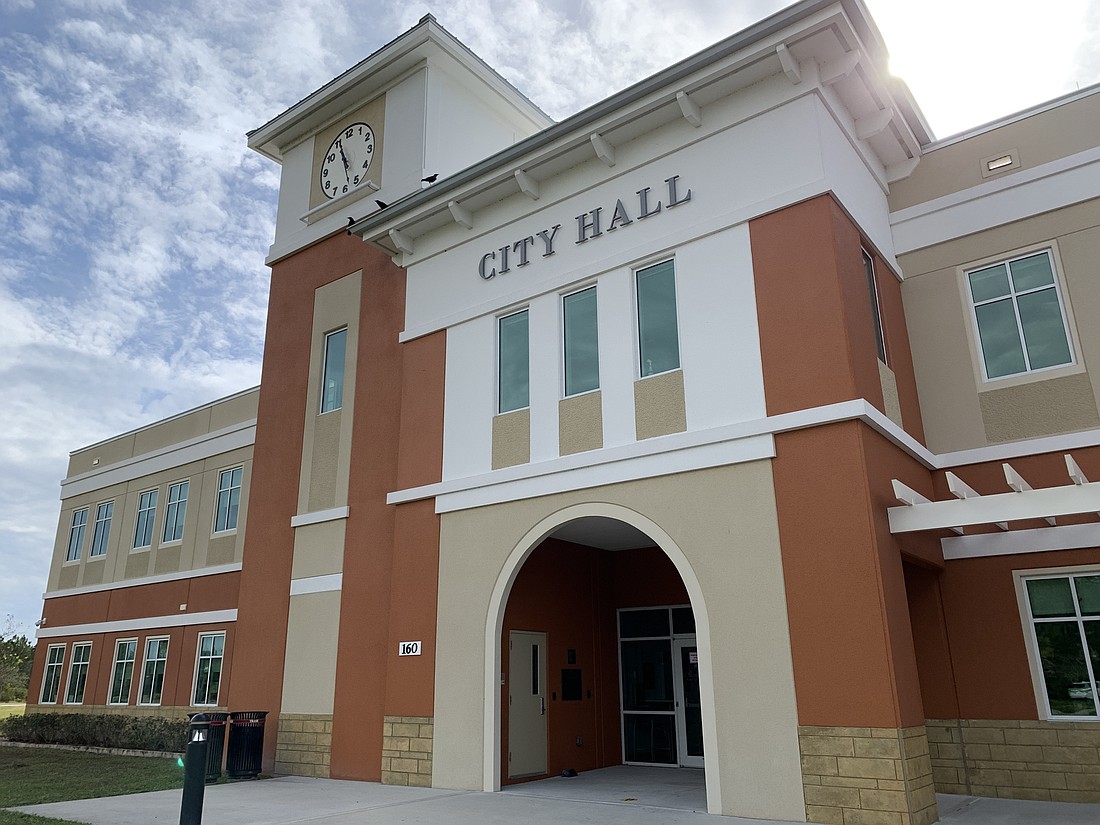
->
[[275, 713, 332, 778], [799, 724, 938, 825], [381, 715, 433, 788], [927, 718, 1100, 803]]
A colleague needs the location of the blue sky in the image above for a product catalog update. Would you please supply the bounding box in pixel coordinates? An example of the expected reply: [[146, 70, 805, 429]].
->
[[1, 0, 1098, 636]]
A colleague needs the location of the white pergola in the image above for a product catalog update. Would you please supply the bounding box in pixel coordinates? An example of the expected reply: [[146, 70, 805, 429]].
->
[[889, 455, 1100, 560]]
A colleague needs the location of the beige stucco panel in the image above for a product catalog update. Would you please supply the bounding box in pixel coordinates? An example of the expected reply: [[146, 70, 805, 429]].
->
[[291, 520, 346, 580], [558, 391, 603, 456], [634, 370, 687, 440], [980, 372, 1100, 443], [308, 411, 341, 512], [433, 461, 805, 820], [281, 590, 341, 715], [1059, 223, 1100, 416], [878, 361, 903, 429], [208, 388, 259, 431], [491, 409, 530, 469]]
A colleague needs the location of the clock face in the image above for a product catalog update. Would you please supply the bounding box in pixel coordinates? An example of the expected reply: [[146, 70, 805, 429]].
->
[[320, 122, 376, 199]]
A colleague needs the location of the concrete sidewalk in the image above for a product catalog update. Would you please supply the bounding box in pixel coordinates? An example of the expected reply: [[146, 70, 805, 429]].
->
[[13, 771, 1100, 825]]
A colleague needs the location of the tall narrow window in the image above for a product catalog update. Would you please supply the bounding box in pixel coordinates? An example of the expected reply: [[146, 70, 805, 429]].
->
[[64, 642, 92, 704], [637, 261, 680, 377], [40, 644, 65, 704], [862, 249, 887, 363], [133, 490, 158, 549], [498, 310, 530, 413], [1024, 573, 1100, 719], [967, 249, 1073, 380], [162, 481, 189, 543], [109, 639, 138, 705], [214, 467, 243, 533], [321, 327, 348, 413], [90, 501, 113, 558], [563, 286, 599, 396], [139, 637, 170, 706], [192, 632, 225, 706], [66, 508, 88, 562]]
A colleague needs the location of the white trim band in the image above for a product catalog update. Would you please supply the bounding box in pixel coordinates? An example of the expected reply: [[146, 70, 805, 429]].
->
[[290, 506, 350, 528], [289, 573, 344, 596], [36, 609, 237, 639], [43, 563, 243, 600]]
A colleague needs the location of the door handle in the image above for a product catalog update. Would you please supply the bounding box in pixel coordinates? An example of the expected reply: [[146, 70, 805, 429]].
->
[[540, 697, 546, 716]]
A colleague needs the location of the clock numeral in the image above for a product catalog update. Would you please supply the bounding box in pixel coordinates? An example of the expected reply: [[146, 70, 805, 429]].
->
[[366, 145, 373, 154], [362, 161, 369, 169], [322, 168, 328, 178], [352, 175, 360, 185], [327, 153, 336, 162], [345, 128, 354, 139], [342, 185, 349, 194], [324, 180, 331, 190]]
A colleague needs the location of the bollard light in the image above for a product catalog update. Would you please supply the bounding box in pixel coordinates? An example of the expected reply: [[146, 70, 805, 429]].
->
[[180, 714, 210, 825]]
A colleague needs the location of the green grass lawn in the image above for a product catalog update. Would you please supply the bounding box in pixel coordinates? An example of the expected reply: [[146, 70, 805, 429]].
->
[[0, 704, 25, 720], [0, 812, 84, 825], [0, 743, 184, 811]]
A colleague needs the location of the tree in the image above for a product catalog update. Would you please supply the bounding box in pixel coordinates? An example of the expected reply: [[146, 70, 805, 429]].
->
[[1, 615, 34, 702]]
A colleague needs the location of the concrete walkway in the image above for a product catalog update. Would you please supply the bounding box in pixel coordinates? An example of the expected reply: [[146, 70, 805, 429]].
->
[[13, 767, 1100, 825]]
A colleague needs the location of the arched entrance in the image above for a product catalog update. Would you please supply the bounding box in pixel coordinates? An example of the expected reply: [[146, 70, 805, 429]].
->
[[482, 503, 722, 814]]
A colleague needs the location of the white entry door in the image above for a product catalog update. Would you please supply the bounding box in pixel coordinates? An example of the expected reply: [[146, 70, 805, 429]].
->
[[508, 630, 547, 778], [672, 638, 704, 768]]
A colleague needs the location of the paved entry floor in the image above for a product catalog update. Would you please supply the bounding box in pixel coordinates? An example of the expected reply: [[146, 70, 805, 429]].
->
[[13, 769, 1100, 825], [502, 764, 708, 811]]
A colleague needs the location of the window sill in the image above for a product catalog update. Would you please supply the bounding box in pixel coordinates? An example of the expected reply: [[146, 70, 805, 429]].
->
[[978, 361, 1084, 392], [62, 559, 80, 566], [131, 546, 152, 554], [87, 554, 106, 562], [160, 540, 183, 548], [210, 529, 238, 539]]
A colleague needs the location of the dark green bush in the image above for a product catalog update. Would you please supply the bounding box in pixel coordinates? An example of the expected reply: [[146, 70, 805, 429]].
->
[[0, 713, 187, 752]]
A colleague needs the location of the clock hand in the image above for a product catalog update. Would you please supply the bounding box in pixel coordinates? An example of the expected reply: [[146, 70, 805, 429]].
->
[[338, 141, 351, 183]]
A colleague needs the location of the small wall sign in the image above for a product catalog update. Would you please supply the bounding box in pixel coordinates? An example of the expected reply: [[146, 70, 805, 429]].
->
[[689, 651, 699, 664], [398, 641, 422, 656]]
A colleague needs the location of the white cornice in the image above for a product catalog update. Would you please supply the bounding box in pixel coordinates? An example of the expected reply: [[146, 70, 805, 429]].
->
[[290, 506, 349, 528], [289, 574, 343, 596], [42, 563, 242, 600], [36, 609, 237, 639]]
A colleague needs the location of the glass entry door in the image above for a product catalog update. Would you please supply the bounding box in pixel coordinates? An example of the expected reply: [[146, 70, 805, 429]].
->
[[673, 639, 704, 768]]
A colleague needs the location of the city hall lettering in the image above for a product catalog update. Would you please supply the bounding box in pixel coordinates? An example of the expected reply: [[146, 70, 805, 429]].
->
[[477, 175, 692, 280]]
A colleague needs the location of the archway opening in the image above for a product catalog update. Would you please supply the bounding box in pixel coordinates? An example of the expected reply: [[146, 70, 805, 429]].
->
[[498, 515, 705, 787]]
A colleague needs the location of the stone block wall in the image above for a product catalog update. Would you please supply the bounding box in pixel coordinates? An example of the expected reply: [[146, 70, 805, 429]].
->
[[799, 725, 937, 825], [274, 713, 332, 778], [927, 719, 1100, 803], [381, 715, 433, 787], [30, 704, 200, 719]]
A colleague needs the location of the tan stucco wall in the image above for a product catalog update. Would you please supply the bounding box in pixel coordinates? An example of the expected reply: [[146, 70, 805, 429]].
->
[[298, 272, 361, 515], [291, 520, 346, 580], [491, 409, 530, 469], [900, 201, 1100, 453], [432, 461, 806, 820], [879, 360, 903, 429], [558, 391, 603, 456], [281, 590, 341, 715], [634, 370, 686, 440]]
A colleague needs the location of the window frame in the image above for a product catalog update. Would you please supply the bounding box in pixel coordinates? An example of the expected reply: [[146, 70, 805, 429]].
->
[[162, 480, 189, 545], [497, 307, 531, 414], [634, 258, 682, 380], [1016, 566, 1100, 721], [862, 248, 888, 365], [963, 245, 1077, 384], [138, 636, 170, 707], [63, 641, 92, 705], [562, 284, 600, 398], [320, 326, 349, 414], [191, 631, 226, 707], [213, 466, 243, 535], [132, 488, 159, 551], [107, 637, 138, 706], [40, 643, 66, 704], [66, 507, 88, 563], [89, 500, 114, 558]]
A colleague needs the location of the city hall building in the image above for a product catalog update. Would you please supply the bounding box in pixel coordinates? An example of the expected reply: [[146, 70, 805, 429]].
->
[[26, 1, 1100, 823]]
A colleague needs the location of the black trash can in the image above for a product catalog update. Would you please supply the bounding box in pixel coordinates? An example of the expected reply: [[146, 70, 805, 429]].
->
[[189, 712, 229, 782], [225, 711, 268, 779]]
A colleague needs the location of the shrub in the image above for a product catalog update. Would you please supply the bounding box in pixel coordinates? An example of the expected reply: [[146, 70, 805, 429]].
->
[[0, 713, 187, 753]]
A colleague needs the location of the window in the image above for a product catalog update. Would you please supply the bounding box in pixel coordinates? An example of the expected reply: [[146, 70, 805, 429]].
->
[[40, 644, 65, 704], [192, 632, 225, 706], [862, 249, 887, 364], [162, 481, 189, 543], [498, 310, 530, 413], [1023, 573, 1099, 718], [966, 249, 1073, 380], [139, 637, 170, 706], [64, 642, 92, 705], [66, 508, 88, 562], [321, 327, 348, 413], [133, 489, 158, 549], [90, 501, 113, 558], [108, 638, 138, 705], [563, 286, 599, 396], [214, 467, 242, 533], [636, 260, 680, 377]]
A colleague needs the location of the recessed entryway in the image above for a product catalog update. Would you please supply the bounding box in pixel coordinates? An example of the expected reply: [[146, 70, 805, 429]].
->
[[502, 764, 706, 812]]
